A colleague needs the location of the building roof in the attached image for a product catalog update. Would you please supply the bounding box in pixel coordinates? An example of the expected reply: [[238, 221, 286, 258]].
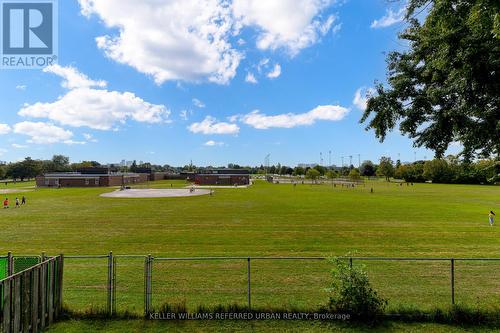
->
[[200, 169, 250, 175], [41, 173, 141, 178], [196, 174, 250, 176]]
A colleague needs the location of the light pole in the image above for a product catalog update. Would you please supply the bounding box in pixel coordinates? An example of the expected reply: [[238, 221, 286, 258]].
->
[[264, 154, 270, 179]]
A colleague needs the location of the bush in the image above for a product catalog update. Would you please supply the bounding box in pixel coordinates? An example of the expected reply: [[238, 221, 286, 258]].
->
[[349, 168, 361, 181], [326, 257, 387, 320]]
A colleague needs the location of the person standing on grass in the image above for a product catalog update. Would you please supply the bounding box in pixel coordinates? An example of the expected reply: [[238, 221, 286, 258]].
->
[[15, 198, 20, 208], [489, 211, 495, 226], [21, 196, 26, 205], [3, 198, 8, 209]]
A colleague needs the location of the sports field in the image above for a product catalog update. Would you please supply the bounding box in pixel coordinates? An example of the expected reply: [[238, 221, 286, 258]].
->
[[1, 179, 499, 329]]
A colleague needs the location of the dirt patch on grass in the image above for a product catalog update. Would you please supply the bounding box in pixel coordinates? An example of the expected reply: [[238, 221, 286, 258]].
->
[[0, 189, 32, 194], [100, 189, 211, 198]]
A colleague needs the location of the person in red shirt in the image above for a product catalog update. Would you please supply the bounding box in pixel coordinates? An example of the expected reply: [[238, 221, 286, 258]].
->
[[3, 198, 9, 209]]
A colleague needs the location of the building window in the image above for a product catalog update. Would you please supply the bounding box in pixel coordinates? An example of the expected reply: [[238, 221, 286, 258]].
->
[[85, 179, 90, 185], [54, 179, 59, 186], [95, 178, 99, 185], [45, 179, 49, 185]]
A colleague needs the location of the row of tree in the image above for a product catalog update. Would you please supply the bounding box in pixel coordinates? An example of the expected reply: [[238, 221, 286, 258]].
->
[[359, 156, 498, 184], [1, 155, 498, 184], [0, 156, 180, 181], [247, 156, 499, 185], [0, 155, 93, 181]]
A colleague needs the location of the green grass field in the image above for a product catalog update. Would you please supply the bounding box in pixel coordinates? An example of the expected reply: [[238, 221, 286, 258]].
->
[[1, 179, 499, 331], [46, 319, 500, 333]]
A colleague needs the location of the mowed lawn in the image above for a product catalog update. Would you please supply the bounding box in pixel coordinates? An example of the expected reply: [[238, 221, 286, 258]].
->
[[1, 180, 499, 314]]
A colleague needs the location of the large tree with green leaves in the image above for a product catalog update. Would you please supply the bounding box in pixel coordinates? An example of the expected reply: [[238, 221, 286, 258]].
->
[[6, 158, 43, 181], [377, 157, 395, 181], [305, 168, 321, 183], [361, 0, 500, 160]]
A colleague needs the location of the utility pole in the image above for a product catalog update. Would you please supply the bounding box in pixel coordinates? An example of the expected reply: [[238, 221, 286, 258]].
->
[[357, 154, 361, 168], [264, 154, 270, 177], [349, 155, 353, 168], [320, 152, 323, 166], [341, 156, 344, 167], [329, 151, 332, 167]]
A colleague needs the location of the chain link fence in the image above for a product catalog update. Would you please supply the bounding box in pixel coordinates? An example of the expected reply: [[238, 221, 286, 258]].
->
[[63, 255, 109, 313], [2, 253, 499, 316]]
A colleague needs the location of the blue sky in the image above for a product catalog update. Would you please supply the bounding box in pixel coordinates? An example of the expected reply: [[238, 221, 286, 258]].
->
[[0, 0, 458, 166]]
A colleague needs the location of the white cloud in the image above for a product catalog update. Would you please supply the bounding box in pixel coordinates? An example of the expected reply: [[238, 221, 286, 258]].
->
[[245, 72, 258, 84], [83, 133, 98, 143], [11, 143, 28, 149], [179, 110, 191, 121], [267, 64, 281, 79], [204, 140, 224, 146], [44, 64, 107, 89], [64, 140, 87, 145], [22, 65, 170, 131], [0, 124, 11, 135], [192, 98, 206, 108], [257, 58, 270, 73], [371, 7, 405, 29], [188, 116, 240, 135], [233, 0, 338, 55], [16, 85, 27, 91], [19, 87, 170, 130], [13, 122, 74, 144], [240, 105, 349, 129], [0, 148, 7, 156], [78, 0, 338, 84], [79, 0, 242, 85], [353, 87, 375, 111]]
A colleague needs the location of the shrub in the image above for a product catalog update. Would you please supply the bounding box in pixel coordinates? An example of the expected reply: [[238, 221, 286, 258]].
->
[[326, 257, 387, 320]]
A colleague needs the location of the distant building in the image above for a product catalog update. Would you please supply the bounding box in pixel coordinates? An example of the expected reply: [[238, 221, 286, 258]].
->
[[36, 167, 149, 188], [194, 169, 250, 186], [297, 163, 318, 168]]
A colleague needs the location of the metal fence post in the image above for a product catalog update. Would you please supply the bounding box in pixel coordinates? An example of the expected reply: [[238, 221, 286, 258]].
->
[[57, 254, 64, 316], [112, 256, 117, 315], [451, 258, 455, 305], [148, 254, 153, 312], [144, 255, 152, 315], [144, 256, 147, 315], [107, 251, 113, 316], [247, 257, 251, 310]]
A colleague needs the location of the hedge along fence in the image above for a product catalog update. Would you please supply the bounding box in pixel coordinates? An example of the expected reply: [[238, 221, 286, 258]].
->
[[0, 255, 64, 333]]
